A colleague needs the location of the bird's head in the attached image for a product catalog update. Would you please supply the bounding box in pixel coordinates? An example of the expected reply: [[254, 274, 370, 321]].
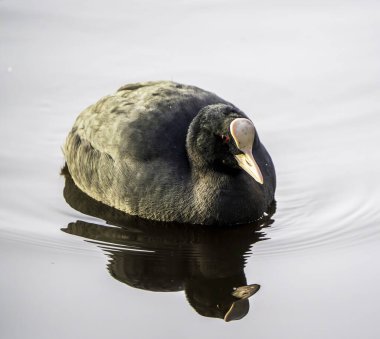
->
[[186, 104, 264, 184]]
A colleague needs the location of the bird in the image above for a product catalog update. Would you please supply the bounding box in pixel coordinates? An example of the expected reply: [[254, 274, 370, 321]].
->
[[63, 81, 276, 225]]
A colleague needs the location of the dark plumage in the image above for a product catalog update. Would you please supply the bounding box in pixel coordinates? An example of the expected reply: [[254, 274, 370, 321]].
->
[[63, 81, 276, 225]]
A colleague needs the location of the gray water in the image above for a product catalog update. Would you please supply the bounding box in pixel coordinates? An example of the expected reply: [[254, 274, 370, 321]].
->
[[1, 0, 380, 338]]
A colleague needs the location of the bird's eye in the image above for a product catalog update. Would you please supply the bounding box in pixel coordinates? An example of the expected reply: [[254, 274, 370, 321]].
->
[[221, 134, 230, 144]]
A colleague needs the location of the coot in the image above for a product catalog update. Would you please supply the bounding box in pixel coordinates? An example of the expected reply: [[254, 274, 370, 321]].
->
[[64, 81, 276, 225]]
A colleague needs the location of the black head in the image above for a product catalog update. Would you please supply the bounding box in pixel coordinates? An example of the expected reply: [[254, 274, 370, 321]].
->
[[186, 104, 264, 184]]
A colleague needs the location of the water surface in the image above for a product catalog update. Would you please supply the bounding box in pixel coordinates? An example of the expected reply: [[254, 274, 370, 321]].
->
[[1, 1, 380, 338]]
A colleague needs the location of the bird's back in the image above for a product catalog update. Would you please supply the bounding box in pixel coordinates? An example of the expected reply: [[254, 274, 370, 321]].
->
[[64, 81, 228, 220], [71, 81, 226, 161]]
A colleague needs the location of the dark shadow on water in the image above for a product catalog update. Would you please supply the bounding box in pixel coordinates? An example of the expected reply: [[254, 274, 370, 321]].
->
[[61, 167, 276, 321]]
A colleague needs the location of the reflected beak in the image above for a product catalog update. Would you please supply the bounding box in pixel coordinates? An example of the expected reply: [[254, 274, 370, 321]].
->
[[224, 284, 261, 322], [234, 151, 264, 184]]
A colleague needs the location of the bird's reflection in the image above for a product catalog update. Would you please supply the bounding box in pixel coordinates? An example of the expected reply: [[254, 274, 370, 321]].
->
[[61, 167, 275, 321]]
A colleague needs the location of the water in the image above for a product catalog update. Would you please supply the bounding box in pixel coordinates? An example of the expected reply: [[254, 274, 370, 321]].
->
[[1, 0, 380, 338]]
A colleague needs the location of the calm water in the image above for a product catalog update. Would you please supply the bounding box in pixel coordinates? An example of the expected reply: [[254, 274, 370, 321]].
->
[[1, 1, 380, 338]]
